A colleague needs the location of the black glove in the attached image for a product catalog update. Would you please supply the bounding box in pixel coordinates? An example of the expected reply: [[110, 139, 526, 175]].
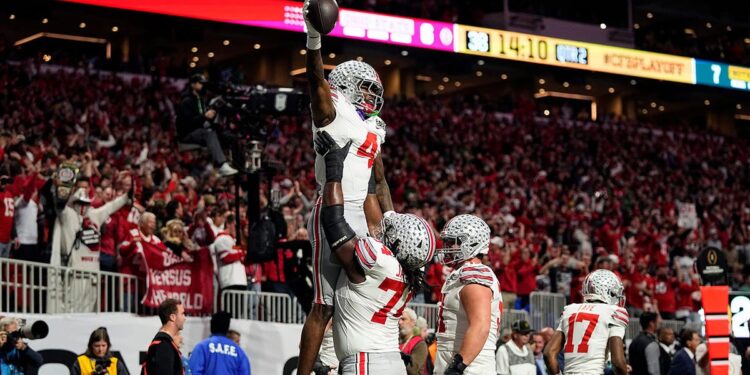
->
[[314, 130, 352, 183], [312, 363, 332, 375], [400, 351, 412, 366], [444, 353, 467, 375]]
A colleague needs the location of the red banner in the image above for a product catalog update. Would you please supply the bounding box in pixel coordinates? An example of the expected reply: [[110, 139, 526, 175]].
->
[[140, 242, 214, 315]]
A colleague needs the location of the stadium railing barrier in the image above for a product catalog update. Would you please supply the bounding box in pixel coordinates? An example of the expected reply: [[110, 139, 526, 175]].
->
[[1, 257, 140, 314], [530, 292, 566, 329]]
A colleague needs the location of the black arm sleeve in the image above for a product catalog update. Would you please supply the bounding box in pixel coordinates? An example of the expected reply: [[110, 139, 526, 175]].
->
[[367, 168, 376, 194], [321, 204, 356, 250]]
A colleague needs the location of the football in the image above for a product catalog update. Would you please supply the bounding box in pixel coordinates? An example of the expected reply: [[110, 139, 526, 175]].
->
[[307, 0, 339, 35]]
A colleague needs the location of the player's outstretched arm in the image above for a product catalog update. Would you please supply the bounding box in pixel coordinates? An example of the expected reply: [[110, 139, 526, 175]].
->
[[364, 154, 393, 236], [304, 0, 336, 127], [608, 336, 628, 375], [543, 331, 564, 375], [315, 131, 365, 284]]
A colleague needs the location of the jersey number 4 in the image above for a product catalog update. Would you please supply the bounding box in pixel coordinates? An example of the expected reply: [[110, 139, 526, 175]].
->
[[357, 132, 378, 168], [371, 278, 408, 324], [564, 312, 600, 353]]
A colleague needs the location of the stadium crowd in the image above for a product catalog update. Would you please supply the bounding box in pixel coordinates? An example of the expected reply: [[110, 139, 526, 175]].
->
[[1, 59, 749, 324]]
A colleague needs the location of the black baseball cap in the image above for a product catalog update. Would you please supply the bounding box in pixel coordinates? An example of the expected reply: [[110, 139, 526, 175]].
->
[[512, 320, 532, 334], [190, 74, 208, 84]]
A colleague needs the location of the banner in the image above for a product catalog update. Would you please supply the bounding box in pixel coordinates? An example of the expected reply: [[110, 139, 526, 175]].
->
[[8, 313, 302, 375], [677, 202, 698, 229], [140, 243, 214, 315]]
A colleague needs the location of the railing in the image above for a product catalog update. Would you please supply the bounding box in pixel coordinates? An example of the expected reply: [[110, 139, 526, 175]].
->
[[529, 292, 566, 329], [1, 258, 141, 314], [221, 290, 306, 324]]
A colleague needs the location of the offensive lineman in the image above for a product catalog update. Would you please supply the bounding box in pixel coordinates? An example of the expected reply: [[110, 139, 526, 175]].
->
[[297, 0, 395, 373], [543, 269, 629, 375], [435, 215, 503, 374]]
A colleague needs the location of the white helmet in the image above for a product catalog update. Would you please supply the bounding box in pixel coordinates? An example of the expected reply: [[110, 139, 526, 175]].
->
[[381, 212, 436, 270], [437, 214, 490, 265], [328, 60, 384, 117], [581, 269, 625, 306]]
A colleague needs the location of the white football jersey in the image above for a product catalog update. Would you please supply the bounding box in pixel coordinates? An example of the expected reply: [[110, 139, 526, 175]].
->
[[313, 90, 386, 207], [436, 263, 502, 354], [556, 303, 629, 375], [333, 237, 410, 360]]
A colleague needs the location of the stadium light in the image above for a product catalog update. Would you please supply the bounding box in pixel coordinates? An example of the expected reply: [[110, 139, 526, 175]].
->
[[475, 71, 483, 77], [254, 43, 261, 49], [659, 105, 665, 111], [42, 18, 49, 24], [191, 47, 198, 53], [600, 23, 607, 30], [112, 26, 119, 32], [442, 77, 450, 83], [43, 54, 52, 62], [189, 62, 196, 68], [634, 23, 640, 29], [79, 22, 87, 28], [299, 49, 306, 55], [737, 104, 743, 110], [477, 60, 484, 66], [544, 109, 550, 116], [642, 109, 648, 114], [454, 81, 461, 87], [563, 82, 570, 87], [650, 102, 657, 108], [608, 87, 615, 93], [500, 74, 508, 80], [539, 78, 545, 84], [431, 90, 438, 95], [9, 14, 15, 20], [704, 99, 710, 105], [630, 79, 637, 85], [585, 84, 592, 90], [384, 59, 391, 65], [328, 53, 336, 58], [223, 40, 230, 46], [646, 12, 653, 19], [726, 26, 732, 32], [208, 52, 215, 58], [192, 56, 199, 62], [401, 50, 408, 56], [706, 22, 712, 29], [438, 85, 445, 91]]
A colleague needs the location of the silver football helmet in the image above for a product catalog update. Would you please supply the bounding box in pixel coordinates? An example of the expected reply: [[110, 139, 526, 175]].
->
[[582, 269, 625, 306], [437, 214, 490, 265], [381, 212, 436, 270], [328, 60, 384, 116]]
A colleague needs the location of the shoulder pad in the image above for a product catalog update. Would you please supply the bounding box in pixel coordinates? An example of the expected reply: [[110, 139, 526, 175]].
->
[[458, 264, 495, 288]]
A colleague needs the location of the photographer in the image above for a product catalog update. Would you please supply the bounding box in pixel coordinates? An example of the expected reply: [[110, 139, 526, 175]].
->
[[0, 317, 43, 375], [70, 327, 128, 375], [176, 74, 237, 177]]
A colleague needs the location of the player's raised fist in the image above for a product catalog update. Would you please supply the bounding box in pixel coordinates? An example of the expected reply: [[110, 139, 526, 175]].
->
[[304, 0, 339, 35]]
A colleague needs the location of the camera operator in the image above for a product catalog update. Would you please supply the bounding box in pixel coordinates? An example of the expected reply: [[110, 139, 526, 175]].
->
[[0, 317, 43, 375], [70, 327, 129, 375], [176, 74, 237, 177]]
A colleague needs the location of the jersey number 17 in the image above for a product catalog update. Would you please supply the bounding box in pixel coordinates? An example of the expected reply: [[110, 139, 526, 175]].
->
[[564, 312, 600, 354]]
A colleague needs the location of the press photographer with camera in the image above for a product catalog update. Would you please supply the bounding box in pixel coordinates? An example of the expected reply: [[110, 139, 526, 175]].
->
[[70, 327, 129, 375], [0, 317, 44, 375], [176, 74, 237, 177]]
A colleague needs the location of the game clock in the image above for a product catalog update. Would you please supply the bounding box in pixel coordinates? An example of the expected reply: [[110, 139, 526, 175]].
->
[[464, 29, 588, 67]]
